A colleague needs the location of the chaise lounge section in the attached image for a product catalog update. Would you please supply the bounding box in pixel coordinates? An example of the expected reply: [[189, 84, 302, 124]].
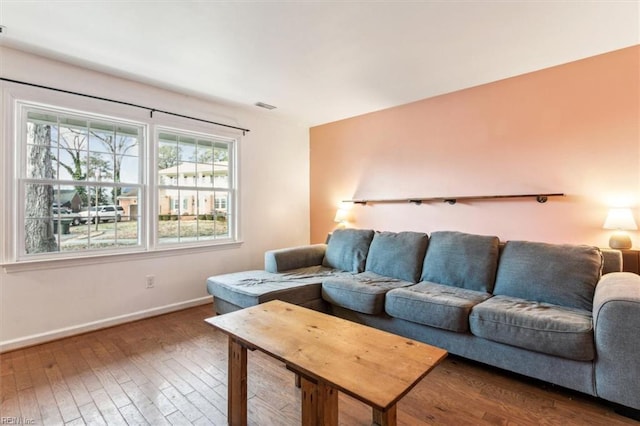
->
[[206, 228, 640, 414]]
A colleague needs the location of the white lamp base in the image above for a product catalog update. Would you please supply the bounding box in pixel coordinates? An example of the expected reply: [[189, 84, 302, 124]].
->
[[609, 232, 632, 249]]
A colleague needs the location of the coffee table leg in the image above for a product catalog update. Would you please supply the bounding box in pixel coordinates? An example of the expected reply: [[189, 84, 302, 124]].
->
[[300, 377, 338, 426], [318, 381, 338, 425], [228, 337, 247, 426], [301, 376, 316, 426], [373, 404, 397, 426]]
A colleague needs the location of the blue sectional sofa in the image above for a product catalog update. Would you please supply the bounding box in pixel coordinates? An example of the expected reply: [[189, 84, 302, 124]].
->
[[206, 228, 640, 414]]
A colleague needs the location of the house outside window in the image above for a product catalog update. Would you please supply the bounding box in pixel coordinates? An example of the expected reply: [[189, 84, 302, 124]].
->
[[157, 128, 235, 245]]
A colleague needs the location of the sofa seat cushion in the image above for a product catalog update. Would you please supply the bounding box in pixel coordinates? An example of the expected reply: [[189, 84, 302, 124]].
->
[[322, 228, 375, 272], [365, 231, 429, 283], [469, 295, 595, 361], [421, 231, 500, 292], [385, 282, 492, 332], [322, 272, 414, 315], [207, 266, 350, 309], [493, 240, 603, 311]]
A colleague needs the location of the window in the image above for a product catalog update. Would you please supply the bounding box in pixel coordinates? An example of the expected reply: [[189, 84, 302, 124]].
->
[[19, 105, 142, 256], [11, 100, 238, 262], [157, 129, 234, 244]]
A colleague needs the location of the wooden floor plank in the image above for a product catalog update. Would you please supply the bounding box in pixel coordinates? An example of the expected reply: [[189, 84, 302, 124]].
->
[[199, 381, 229, 415], [65, 417, 88, 426], [65, 341, 104, 394], [249, 393, 301, 425], [89, 387, 128, 425], [88, 338, 131, 385], [51, 346, 94, 408], [119, 380, 172, 426], [167, 351, 222, 390], [0, 352, 13, 377], [28, 362, 65, 425], [43, 363, 82, 423], [79, 346, 131, 409], [118, 402, 151, 426], [78, 400, 107, 426], [16, 386, 42, 424], [0, 372, 22, 423], [161, 385, 206, 423], [9, 352, 33, 392], [188, 346, 229, 384], [165, 409, 193, 426], [136, 351, 195, 396], [120, 351, 172, 391], [137, 380, 180, 417], [0, 303, 637, 426], [100, 336, 150, 387], [184, 389, 228, 425], [162, 357, 218, 402]]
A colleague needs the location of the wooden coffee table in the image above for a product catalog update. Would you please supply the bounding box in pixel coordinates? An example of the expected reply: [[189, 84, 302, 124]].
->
[[205, 300, 447, 426]]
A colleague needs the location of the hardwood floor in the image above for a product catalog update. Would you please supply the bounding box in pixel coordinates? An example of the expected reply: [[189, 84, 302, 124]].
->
[[0, 303, 636, 425]]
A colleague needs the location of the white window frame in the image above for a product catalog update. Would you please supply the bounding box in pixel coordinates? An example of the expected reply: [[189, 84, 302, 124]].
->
[[1, 84, 241, 269], [13, 101, 147, 261], [154, 126, 237, 247]]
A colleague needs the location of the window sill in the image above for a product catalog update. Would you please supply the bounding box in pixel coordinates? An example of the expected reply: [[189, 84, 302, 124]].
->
[[1, 240, 244, 273]]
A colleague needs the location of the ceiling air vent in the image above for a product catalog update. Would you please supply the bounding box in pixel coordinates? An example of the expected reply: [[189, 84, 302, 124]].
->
[[255, 102, 276, 110]]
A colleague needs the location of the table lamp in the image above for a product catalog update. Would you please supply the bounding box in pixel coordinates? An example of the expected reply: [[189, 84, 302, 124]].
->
[[603, 208, 637, 249], [334, 208, 349, 228]]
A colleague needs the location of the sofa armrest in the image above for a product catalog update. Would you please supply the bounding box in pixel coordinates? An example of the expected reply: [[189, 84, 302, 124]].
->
[[593, 272, 640, 410], [601, 248, 623, 274], [264, 244, 327, 273]]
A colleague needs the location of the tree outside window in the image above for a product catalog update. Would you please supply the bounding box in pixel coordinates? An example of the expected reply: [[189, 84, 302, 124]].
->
[[21, 106, 142, 256]]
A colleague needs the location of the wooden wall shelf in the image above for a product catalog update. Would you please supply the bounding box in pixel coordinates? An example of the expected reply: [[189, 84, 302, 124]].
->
[[345, 193, 564, 205]]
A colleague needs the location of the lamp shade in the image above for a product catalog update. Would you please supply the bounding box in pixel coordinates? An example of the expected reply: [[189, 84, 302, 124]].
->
[[603, 208, 638, 230], [334, 208, 349, 223]]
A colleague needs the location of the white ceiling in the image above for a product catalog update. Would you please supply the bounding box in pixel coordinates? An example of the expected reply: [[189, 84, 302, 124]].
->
[[0, 1, 638, 126]]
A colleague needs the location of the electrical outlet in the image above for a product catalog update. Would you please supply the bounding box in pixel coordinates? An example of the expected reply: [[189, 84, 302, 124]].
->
[[146, 275, 155, 289]]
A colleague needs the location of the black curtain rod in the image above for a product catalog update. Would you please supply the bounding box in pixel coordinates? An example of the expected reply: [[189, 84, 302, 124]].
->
[[0, 77, 250, 135]]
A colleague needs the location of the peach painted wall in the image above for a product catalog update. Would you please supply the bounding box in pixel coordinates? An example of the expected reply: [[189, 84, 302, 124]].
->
[[310, 46, 640, 248]]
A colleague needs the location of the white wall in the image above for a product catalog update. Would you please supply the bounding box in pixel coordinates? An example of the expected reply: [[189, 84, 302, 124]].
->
[[0, 47, 311, 351]]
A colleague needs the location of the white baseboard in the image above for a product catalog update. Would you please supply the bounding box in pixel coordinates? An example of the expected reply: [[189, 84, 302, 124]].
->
[[0, 296, 213, 353]]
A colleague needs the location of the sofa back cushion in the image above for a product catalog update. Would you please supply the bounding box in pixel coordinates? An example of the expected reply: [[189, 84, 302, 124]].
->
[[421, 231, 500, 292], [493, 240, 603, 311], [322, 228, 375, 272], [365, 231, 429, 283]]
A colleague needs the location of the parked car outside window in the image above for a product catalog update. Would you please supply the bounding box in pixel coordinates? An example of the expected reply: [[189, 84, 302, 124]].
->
[[52, 207, 81, 226], [78, 205, 123, 224]]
